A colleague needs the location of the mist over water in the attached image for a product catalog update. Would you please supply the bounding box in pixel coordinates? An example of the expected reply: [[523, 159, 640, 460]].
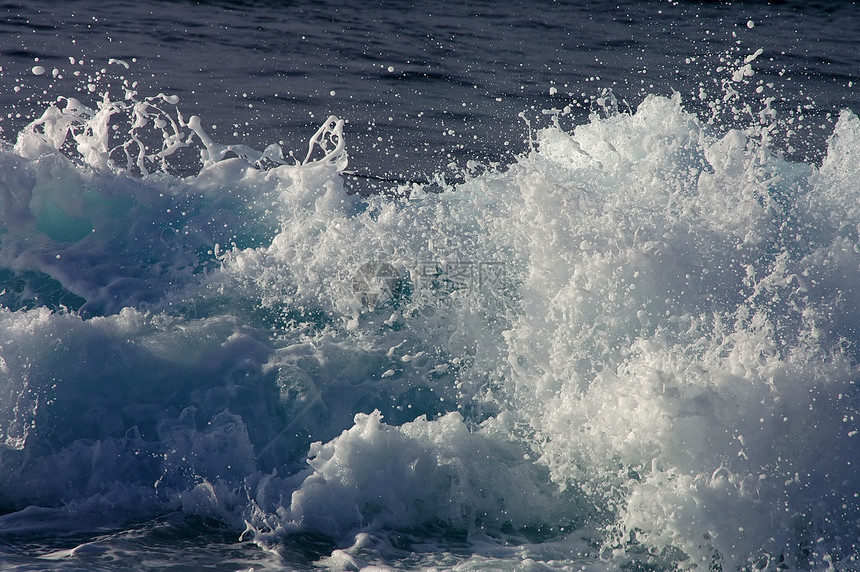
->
[[1, 1, 860, 571]]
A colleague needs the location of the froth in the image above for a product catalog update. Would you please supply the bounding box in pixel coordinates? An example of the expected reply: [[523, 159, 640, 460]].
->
[[1, 77, 859, 571]]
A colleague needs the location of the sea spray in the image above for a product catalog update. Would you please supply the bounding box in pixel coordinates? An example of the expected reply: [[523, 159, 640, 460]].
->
[[1, 55, 859, 572], [491, 95, 860, 569]]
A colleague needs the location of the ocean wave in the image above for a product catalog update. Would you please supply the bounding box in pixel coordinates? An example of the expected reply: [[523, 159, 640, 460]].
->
[[1, 56, 859, 570]]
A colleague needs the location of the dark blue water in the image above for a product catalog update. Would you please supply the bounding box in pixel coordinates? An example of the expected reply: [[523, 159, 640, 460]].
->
[[3, 0, 857, 178], [1, 1, 859, 570]]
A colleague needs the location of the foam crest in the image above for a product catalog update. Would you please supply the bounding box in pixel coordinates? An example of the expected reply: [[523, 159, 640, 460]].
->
[[491, 96, 860, 569], [0, 89, 349, 315], [260, 410, 574, 539]]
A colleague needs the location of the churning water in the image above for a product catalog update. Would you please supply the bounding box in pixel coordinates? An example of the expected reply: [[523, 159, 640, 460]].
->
[[1, 1, 860, 570]]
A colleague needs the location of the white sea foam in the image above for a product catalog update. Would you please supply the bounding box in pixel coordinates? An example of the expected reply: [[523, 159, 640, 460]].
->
[[1, 68, 859, 571]]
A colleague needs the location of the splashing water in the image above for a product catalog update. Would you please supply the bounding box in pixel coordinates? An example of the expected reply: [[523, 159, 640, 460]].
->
[[1, 43, 860, 572]]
